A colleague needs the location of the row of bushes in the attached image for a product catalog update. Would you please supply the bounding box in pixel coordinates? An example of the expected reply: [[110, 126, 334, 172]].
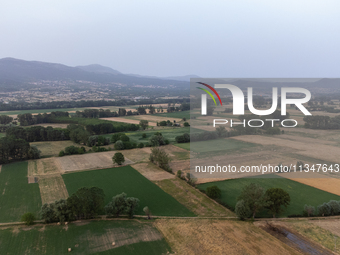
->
[[304, 200, 340, 217]]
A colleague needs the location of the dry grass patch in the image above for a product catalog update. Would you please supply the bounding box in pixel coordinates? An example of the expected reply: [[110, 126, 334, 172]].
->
[[154, 178, 234, 217], [30, 140, 86, 157], [132, 163, 175, 181], [81, 223, 163, 253], [28, 158, 61, 177], [312, 219, 340, 237], [38, 175, 69, 204], [155, 219, 300, 255], [116, 148, 150, 163], [283, 220, 340, 254], [169, 159, 190, 173], [57, 151, 133, 173]]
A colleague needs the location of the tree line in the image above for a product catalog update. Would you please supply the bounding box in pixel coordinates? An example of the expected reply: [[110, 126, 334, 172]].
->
[[304, 115, 340, 129], [0, 98, 189, 111], [0, 136, 41, 164], [40, 187, 140, 224]]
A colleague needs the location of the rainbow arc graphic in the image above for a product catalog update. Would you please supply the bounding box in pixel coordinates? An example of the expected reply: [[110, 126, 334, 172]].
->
[[196, 82, 222, 106]]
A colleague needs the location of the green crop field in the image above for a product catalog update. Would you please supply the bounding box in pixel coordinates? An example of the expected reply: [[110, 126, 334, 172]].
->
[[0, 162, 42, 222], [62, 166, 195, 217], [0, 133, 5, 138], [0, 220, 172, 255], [198, 175, 340, 217], [124, 127, 191, 144], [154, 110, 190, 120]]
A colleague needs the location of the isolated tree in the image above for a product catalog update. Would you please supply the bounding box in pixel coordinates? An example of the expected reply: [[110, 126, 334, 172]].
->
[[176, 170, 182, 178], [238, 183, 268, 219], [21, 212, 35, 225], [149, 133, 166, 146], [206, 186, 222, 199], [265, 188, 290, 218], [235, 200, 251, 220], [112, 152, 125, 165], [148, 105, 156, 114], [139, 120, 149, 130], [126, 197, 140, 218], [143, 206, 151, 219]]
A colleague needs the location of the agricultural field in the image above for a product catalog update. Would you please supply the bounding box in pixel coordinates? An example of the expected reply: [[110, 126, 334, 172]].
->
[[0, 162, 41, 222], [155, 219, 300, 255], [30, 140, 90, 157], [115, 127, 191, 144], [0, 220, 172, 255], [154, 178, 234, 217], [154, 110, 190, 120], [62, 166, 196, 217], [189, 138, 258, 155], [197, 175, 340, 217]]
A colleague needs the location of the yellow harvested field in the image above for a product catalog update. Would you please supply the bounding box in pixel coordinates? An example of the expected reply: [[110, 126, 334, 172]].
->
[[231, 135, 340, 164], [100, 117, 157, 126], [132, 163, 175, 181], [155, 219, 300, 255], [281, 176, 340, 196], [57, 151, 134, 172], [38, 175, 69, 204]]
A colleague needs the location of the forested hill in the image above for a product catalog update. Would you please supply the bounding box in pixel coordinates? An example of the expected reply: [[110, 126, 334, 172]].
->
[[0, 58, 189, 91]]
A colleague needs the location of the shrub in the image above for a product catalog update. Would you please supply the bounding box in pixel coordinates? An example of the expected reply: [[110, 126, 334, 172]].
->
[[235, 200, 251, 220], [143, 206, 151, 219], [65, 145, 80, 155], [317, 202, 331, 216], [176, 170, 182, 178], [59, 150, 65, 157], [327, 200, 340, 215], [149, 133, 167, 146], [206, 185, 221, 199], [183, 122, 190, 127], [149, 147, 172, 172], [142, 133, 147, 138], [175, 133, 190, 143], [21, 212, 35, 225], [138, 142, 144, 148], [303, 204, 315, 217], [112, 152, 125, 165], [114, 140, 124, 150]]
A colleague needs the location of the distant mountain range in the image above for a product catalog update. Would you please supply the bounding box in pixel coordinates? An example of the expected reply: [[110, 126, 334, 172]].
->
[[0, 58, 339, 95], [0, 58, 192, 92]]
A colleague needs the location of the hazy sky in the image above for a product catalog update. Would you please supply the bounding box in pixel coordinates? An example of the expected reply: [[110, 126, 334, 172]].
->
[[1, 0, 340, 77]]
